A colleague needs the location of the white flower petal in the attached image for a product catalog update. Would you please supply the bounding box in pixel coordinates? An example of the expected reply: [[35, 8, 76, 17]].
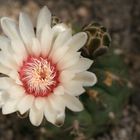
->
[[35, 97, 46, 110], [74, 71, 97, 86], [7, 85, 25, 99], [13, 55, 24, 68], [2, 99, 18, 114], [44, 98, 56, 124], [53, 33, 87, 67], [66, 32, 87, 53], [1, 17, 21, 41], [9, 70, 22, 85], [1, 18, 27, 58], [0, 91, 9, 107], [68, 57, 93, 73], [53, 85, 64, 95], [31, 38, 41, 57], [49, 29, 72, 58], [0, 36, 13, 55], [11, 40, 27, 61], [63, 80, 85, 96], [37, 6, 51, 37], [48, 95, 65, 126], [0, 36, 21, 67], [29, 104, 44, 126], [60, 94, 84, 112], [55, 111, 65, 127], [52, 23, 70, 38], [17, 95, 34, 115], [0, 77, 15, 89], [48, 94, 65, 111], [40, 24, 53, 57], [57, 52, 80, 70], [51, 32, 87, 64], [0, 63, 11, 75], [51, 45, 69, 64], [0, 51, 18, 69], [19, 12, 35, 50], [59, 70, 75, 83]]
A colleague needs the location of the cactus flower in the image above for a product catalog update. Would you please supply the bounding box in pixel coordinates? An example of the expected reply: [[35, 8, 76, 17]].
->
[[0, 6, 97, 126]]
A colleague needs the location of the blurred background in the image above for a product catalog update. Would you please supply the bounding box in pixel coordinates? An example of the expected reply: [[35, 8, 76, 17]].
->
[[0, 0, 140, 140]]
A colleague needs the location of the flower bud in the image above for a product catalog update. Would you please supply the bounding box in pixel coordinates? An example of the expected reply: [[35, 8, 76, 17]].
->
[[82, 22, 111, 59]]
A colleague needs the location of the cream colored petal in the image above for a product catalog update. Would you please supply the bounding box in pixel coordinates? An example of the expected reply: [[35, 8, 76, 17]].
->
[[57, 52, 80, 70], [0, 51, 18, 69], [54, 32, 87, 68], [37, 6, 51, 37], [1, 18, 26, 65], [53, 85, 64, 95], [55, 111, 65, 127], [0, 63, 11, 75], [29, 104, 44, 126], [0, 36, 21, 68], [2, 99, 18, 114], [68, 57, 93, 73], [49, 29, 72, 58], [0, 36, 13, 54], [52, 23, 70, 38], [60, 94, 84, 112], [63, 80, 85, 96], [31, 38, 41, 57], [17, 95, 34, 115], [1, 18, 27, 58], [51, 32, 86, 64], [13, 54, 24, 68], [51, 45, 69, 64], [11, 40, 27, 61], [0, 53, 20, 71], [7, 85, 25, 99], [74, 71, 97, 86], [0, 91, 9, 107], [44, 98, 56, 124], [35, 97, 46, 110], [59, 70, 75, 83], [19, 12, 35, 49], [1, 17, 21, 40], [48, 95, 65, 126], [66, 32, 87, 53], [0, 77, 15, 89], [9, 70, 22, 85], [40, 24, 53, 57], [48, 94, 65, 111]]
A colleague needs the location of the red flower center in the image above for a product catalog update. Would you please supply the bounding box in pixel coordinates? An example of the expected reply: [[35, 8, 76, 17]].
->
[[19, 56, 59, 97]]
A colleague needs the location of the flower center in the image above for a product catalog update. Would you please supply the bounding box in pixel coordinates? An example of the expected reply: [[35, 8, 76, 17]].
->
[[19, 56, 59, 97]]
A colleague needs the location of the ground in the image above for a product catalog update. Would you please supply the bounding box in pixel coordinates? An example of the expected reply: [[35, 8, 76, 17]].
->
[[0, 0, 140, 140]]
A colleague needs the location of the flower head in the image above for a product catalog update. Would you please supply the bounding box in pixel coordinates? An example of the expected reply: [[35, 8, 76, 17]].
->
[[0, 6, 97, 126]]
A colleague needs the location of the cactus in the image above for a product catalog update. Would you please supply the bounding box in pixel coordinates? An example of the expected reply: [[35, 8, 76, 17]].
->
[[2, 22, 131, 140], [39, 23, 132, 139]]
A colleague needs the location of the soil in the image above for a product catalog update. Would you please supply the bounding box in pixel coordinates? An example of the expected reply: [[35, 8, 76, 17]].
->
[[0, 0, 140, 140]]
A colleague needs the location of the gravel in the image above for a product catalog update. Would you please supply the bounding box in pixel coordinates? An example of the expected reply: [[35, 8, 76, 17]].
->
[[93, 105, 140, 140], [0, 0, 139, 140]]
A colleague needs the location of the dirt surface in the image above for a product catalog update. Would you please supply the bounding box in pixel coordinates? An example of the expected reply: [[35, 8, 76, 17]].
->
[[0, 0, 140, 140], [93, 105, 140, 140]]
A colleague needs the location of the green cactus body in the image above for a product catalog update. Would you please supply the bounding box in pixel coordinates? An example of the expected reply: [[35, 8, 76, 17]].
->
[[42, 23, 132, 140], [1, 19, 128, 140]]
